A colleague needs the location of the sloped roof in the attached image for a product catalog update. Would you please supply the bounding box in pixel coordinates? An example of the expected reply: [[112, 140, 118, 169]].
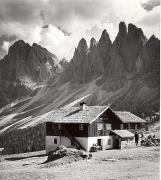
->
[[111, 130, 134, 138], [115, 111, 146, 123], [44, 105, 145, 124], [45, 106, 108, 124]]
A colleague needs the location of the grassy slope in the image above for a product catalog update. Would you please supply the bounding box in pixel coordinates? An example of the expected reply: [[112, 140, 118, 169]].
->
[[0, 74, 159, 134]]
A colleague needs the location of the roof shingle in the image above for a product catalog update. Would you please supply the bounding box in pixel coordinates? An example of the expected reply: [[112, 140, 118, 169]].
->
[[45, 106, 108, 124], [110, 130, 134, 138], [44, 106, 146, 124], [115, 111, 146, 123]]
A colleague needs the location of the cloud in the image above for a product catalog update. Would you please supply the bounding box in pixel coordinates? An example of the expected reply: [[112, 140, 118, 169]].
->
[[39, 24, 90, 59], [0, 34, 17, 46], [0, 0, 43, 24], [0, 34, 17, 59], [0, 0, 159, 60], [138, 6, 160, 25], [137, 6, 160, 38], [2, 41, 10, 53], [140, 0, 160, 11]]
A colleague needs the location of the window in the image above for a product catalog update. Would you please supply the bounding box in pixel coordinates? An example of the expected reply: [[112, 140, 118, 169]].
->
[[120, 124, 123, 130], [52, 124, 59, 129], [123, 124, 128, 129], [52, 124, 55, 130], [79, 124, 84, 131], [106, 123, 111, 130], [54, 138, 57, 144], [131, 123, 135, 129], [58, 124, 63, 130], [108, 139, 112, 145], [137, 123, 140, 129], [97, 123, 103, 130]]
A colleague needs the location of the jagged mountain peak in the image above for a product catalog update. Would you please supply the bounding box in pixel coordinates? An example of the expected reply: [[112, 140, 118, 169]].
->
[[101, 29, 109, 37], [59, 58, 68, 69], [90, 37, 97, 49], [8, 39, 29, 54], [99, 29, 111, 44], [118, 21, 127, 37], [13, 39, 26, 46], [77, 38, 88, 53], [148, 34, 160, 43], [0, 39, 61, 108], [9, 39, 29, 50], [128, 23, 144, 38], [62, 21, 159, 84]]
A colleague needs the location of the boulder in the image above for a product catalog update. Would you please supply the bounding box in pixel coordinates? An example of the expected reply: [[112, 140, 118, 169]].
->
[[46, 145, 92, 162]]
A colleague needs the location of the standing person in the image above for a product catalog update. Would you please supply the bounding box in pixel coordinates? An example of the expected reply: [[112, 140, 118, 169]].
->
[[135, 132, 139, 146]]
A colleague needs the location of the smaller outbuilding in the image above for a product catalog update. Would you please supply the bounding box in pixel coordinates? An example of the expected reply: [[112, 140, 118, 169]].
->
[[109, 130, 135, 149]]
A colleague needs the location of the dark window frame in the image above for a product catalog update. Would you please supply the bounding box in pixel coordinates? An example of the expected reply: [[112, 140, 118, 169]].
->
[[131, 123, 135, 129]]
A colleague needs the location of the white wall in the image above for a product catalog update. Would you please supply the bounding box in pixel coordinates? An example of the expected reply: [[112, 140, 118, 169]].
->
[[46, 136, 89, 152], [46, 136, 71, 153], [87, 136, 113, 151], [46, 135, 113, 152], [75, 137, 88, 150]]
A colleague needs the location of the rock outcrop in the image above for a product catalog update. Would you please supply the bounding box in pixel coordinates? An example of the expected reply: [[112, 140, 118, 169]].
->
[[61, 22, 159, 86], [0, 40, 60, 107], [59, 58, 69, 69]]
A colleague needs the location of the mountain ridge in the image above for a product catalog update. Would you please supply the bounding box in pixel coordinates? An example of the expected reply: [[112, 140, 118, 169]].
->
[[0, 21, 159, 134], [0, 40, 62, 108]]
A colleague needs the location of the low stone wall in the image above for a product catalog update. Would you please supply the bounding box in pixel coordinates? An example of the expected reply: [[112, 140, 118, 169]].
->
[[0, 123, 46, 155], [121, 138, 135, 149]]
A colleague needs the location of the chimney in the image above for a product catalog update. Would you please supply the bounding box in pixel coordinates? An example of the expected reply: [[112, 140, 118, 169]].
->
[[80, 102, 86, 110]]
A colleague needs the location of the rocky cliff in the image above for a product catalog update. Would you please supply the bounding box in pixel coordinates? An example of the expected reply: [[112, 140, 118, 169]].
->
[[0, 40, 61, 108], [60, 22, 159, 111], [62, 22, 159, 84]]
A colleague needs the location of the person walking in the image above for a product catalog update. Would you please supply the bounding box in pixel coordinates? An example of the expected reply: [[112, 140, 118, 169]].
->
[[135, 131, 139, 146]]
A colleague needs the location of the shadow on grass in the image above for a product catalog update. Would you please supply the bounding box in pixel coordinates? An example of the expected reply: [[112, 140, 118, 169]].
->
[[5, 153, 46, 161]]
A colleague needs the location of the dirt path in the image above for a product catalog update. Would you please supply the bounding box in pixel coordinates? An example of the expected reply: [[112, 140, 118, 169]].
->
[[0, 146, 159, 180]]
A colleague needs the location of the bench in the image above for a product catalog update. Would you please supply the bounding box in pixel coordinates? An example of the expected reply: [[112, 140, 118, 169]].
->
[[90, 145, 101, 152]]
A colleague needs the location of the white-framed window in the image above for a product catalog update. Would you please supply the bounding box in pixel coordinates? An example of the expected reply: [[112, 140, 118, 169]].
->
[[79, 124, 84, 130], [97, 123, 103, 130], [106, 123, 111, 130]]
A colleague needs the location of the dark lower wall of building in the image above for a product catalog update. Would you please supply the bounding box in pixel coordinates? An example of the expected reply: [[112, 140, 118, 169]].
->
[[0, 123, 46, 155]]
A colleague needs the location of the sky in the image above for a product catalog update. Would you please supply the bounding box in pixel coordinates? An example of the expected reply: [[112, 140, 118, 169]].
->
[[0, 0, 160, 60]]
